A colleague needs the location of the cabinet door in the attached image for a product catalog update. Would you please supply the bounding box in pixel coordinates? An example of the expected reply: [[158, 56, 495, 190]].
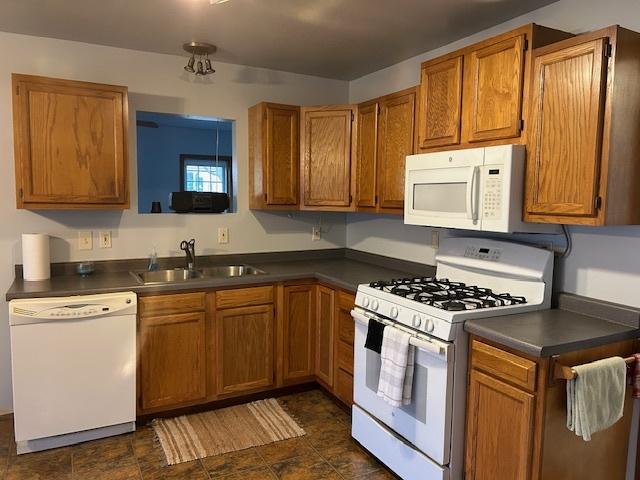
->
[[418, 56, 463, 149], [139, 312, 206, 411], [265, 104, 299, 205], [12, 74, 129, 209], [301, 106, 355, 208], [355, 102, 379, 208], [377, 89, 416, 210], [216, 305, 275, 395], [282, 285, 315, 381], [333, 291, 355, 405], [465, 369, 535, 480], [465, 34, 526, 142], [315, 286, 335, 387], [526, 38, 608, 218]]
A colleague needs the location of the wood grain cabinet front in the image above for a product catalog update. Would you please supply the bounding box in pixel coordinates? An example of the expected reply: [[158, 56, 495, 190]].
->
[[417, 24, 572, 153], [138, 312, 207, 411], [300, 106, 357, 211], [465, 337, 638, 480], [524, 26, 640, 226], [215, 304, 275, 395], [281, 284, 316, 382], [249, 102, 300, 210], [355, 87, 417, 214], [418, 56, 463, 149], [12, 74, 129, 209], [315, 285, 336, 387]]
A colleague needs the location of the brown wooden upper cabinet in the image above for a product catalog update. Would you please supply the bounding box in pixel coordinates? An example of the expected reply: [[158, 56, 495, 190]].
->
[[300, 105, 357, 211], [417, 24, 572, 152], [356, 87, 417, 213], [525, 26, 640, 226], [249, 102, 300, 210], [12, 74, 129, 209], [418, 56, 463, 149]]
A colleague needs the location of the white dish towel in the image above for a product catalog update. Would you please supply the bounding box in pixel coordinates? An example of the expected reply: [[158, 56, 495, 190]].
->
[[567, 356, 627, 441], [377, 326, 415, 407]]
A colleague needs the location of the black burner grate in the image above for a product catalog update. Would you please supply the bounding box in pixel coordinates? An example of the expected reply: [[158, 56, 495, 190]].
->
[[368, 277, 526, 311]]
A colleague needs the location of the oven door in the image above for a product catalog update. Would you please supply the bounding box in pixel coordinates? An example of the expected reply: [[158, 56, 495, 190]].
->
[[352, 309, 454, 465], [404, 148, 484, 230]]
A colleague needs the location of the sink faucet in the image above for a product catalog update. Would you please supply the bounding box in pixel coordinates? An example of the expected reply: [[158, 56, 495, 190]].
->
[[180, 239, 196, 271]]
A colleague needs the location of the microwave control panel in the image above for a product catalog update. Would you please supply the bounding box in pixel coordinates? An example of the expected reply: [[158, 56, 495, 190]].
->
[[482, 168, 502, 219]]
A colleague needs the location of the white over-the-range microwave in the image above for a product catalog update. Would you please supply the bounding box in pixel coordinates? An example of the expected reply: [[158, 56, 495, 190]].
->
[[404, 144, 553, 233]]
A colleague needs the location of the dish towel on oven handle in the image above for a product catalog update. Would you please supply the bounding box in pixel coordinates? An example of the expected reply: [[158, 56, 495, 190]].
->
[[566, 356, 627, 441], [377, 326, 415, 407]]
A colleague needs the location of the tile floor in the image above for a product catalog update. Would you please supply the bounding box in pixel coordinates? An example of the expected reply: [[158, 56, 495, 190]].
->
[[0, 389, 398, 479]]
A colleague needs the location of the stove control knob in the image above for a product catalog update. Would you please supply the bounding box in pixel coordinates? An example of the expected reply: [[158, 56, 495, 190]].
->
[[412, 314, 422, 328], [371, 300, 379, 311], [362, 296, 370, 308], [390, 307, 399, 319], [425, 318, 435, 333]]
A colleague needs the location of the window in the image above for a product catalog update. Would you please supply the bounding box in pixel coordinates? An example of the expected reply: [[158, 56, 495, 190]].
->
[[180, 154, 232, 196]]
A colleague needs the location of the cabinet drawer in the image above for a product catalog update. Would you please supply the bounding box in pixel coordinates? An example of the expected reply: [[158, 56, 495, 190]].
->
[[337, 341, 354, 375], [471, 340, 537, 391], [139, 292, 205, 317], [335, 368, 354, 406], [215, 286, 274, 309], [337, 310, 355, 345]]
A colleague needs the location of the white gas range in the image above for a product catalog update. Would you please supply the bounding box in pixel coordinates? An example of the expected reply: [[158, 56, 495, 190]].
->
[[350, 237, 553, 480]]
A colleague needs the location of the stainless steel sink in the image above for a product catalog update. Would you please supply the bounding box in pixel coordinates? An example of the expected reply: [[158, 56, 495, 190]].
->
[[200, 265, 266, 278], [131, 265, 266, 284], [131, 268, 203, 284]]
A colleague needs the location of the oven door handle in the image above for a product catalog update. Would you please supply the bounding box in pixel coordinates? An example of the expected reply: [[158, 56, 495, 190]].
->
[[351, 309, 450, 361]]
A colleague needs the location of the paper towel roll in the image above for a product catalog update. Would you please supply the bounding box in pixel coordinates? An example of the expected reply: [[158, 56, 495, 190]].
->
[[22, 234, 51, 281]]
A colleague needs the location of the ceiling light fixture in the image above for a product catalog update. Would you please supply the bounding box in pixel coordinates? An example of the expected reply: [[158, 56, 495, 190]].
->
[[209, 0, 230, 4], [183, 42, 217, 76]]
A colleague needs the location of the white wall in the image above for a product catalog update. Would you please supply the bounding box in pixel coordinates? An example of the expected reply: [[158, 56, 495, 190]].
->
[[347, 0, 640, 310], [0, 31, 350, 412]]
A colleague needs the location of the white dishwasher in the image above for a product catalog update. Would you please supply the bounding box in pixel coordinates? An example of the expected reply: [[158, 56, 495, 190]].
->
[[9, 292, 137, 454]]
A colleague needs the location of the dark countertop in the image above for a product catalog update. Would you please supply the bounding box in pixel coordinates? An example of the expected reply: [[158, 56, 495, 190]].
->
[[6, 249, 435, 301], [465, 293, 640, 357]]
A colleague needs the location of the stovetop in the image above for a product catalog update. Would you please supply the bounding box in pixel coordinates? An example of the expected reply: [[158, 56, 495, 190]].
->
[[368, 277, 526, 311]]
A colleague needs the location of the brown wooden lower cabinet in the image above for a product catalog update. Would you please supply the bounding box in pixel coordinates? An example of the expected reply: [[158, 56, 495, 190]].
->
[[315, 285, 336, 387], [138, 310, 207, 412], [281, 283, 316, 382], [465, 336, 638, 480], [137, 282, 356, 416], [215, 304, 275, 395], [334, 290, 355, 406]]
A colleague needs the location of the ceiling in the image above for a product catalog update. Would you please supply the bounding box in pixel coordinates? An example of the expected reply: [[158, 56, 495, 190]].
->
[[0, 0, 559, 80]]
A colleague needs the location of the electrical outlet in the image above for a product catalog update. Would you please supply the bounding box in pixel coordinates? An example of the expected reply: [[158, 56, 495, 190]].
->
[[218, 227, 229, 244], [99, 231, 112, 249], [431, 230, 440, 248], [312, 226, 321, 241], [78, 231, 93, 250]]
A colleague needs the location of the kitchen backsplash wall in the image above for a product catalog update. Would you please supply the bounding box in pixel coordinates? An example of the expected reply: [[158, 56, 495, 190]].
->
[[346, 0, 640, 310], [0, 31, 350, 412]]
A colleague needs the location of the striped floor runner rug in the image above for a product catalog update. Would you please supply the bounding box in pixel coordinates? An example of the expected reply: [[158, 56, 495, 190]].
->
[[152, 398, 306, 465]]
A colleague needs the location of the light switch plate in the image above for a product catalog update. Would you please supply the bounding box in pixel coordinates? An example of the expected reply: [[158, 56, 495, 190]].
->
[[78, 231, 93, 250], [218, 227, 229, 244], [99, 231, 112, 249], [312, 226, 321, 241]]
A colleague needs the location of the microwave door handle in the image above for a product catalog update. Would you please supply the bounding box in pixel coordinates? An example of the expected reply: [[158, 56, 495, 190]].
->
[[466, 166, 480, 221]]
